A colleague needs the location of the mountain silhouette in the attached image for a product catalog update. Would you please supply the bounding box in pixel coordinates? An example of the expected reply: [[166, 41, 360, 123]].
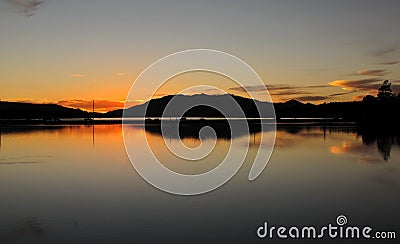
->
[[108, 94, 274, 118], [1, 93, 399, 124], [108, 93, 399, 124], [0, 101, 93, 119]]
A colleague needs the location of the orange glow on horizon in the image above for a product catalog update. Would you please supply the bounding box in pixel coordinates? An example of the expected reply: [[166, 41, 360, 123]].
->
[[57, 99, 126, 113]]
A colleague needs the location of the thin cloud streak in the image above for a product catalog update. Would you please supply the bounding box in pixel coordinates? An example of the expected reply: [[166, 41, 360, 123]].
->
[[290, 90, 356, 102], [329, 79, 381, 91], [293, 96, 328, 102], [71, 74, 85, 77], [379, 61, 399, 65], [269, 90, 311, 96], [225, 84, 338, 103], [6, 0, 43, 16], [228, 84, 329, 93], [329, 79, 400, 93], [329, 91, 355, 97], [372, 46, 397, 57], [356, 70, 386, 76]]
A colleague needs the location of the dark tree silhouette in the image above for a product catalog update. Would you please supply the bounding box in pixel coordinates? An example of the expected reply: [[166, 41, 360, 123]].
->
[[377, 80, 393, 101], [362, 94, 376, 103]]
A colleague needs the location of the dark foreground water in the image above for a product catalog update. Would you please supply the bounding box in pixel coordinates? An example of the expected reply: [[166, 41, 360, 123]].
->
[[0, 124, 399, 243]]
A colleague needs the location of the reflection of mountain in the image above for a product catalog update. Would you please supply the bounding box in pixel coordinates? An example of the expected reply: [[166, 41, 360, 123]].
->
[[144, 120, 274, 139], [1, 122, 398, 162]]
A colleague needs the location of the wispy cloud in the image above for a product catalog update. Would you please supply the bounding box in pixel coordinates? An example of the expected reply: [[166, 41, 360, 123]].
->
[[0, 161, 41, 165], [379, 61, 399, 65], [372, 46, 397, 57], [290, 90, 356, 102], [9, 98, 52, 104], [228, 84, 328, 93], [71, 73, 85, 77], [328, 91, 355, 97], [269, 90, 311, 96], [115, 72, 126, 76], [228, 85, 266, 93], [180, 84, 329, 97], [329, 79, 381, 91], [226, 84, 332, 102], [329, 79, 400, 93], [356, 69, 386, 76], [7, 0, 43, 16], [293, 96, 328, 102]]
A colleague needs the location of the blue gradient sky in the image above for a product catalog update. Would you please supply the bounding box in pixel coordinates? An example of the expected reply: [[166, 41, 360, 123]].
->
[[0, 0, 399, 111]]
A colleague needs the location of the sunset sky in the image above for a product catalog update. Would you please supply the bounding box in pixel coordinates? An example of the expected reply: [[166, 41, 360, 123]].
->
[[1, 0, 399, 112]]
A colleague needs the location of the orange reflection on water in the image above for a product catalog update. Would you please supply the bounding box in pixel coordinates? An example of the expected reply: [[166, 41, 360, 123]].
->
[[329, 142, 353, 155], [328, 140, 385, 163]]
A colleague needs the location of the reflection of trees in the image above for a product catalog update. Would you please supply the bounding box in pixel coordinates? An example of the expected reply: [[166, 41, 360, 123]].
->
[[145, 123, 400, 161], [335, 126, 399, 161], [357, 126, 400, 161], [280, 126, 303, 134], [377, 138, 391, 161], [274, 125, 400, 162], [2, 122, 398, 161], [361, 133, 399, 161]]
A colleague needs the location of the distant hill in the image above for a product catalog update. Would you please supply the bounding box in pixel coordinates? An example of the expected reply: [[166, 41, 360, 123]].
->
[[0, 101, 93, 119], [105, 94, 274, 118], [1, 93, 399, 124], [105, 94, 355, 119], [106, 93, 399, 124]]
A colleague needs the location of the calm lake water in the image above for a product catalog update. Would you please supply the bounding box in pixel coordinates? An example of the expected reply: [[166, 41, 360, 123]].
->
[[0, 124, 399, 243]]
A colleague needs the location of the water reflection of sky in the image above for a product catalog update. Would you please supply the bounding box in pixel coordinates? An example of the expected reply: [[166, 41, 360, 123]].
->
[[0, 125, 399, 243]]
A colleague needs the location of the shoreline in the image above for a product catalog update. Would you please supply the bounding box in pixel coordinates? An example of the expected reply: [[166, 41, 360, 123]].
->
[[0, 117, 366, 127]]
